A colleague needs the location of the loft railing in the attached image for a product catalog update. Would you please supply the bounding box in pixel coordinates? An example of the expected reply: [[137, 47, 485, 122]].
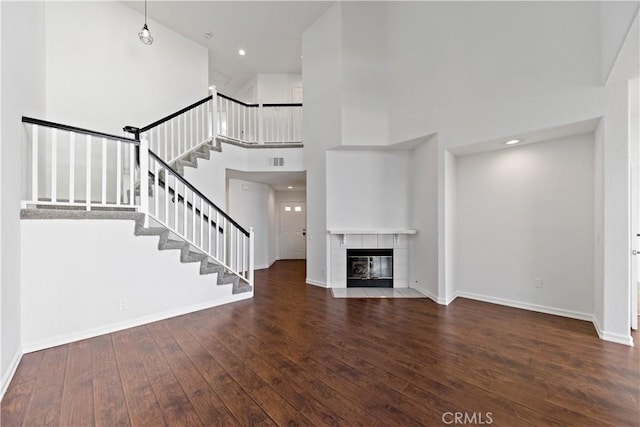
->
[[216, 93, 303, 144], [131, 87, 303, 165], [21, 116, 140, 209], [21, 117, 254, 286]]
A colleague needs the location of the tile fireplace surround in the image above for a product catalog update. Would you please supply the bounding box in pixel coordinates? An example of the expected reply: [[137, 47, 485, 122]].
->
[[328, 230, 417, 288]]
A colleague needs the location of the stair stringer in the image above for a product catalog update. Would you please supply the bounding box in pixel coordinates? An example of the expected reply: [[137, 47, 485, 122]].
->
[[169, 137, 222, 176], [133, 213, 251, 294], [19, 208, 251, 295]]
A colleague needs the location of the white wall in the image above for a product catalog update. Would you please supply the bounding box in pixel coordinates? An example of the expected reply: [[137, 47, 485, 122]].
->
[[594, 121, 605, 330], [235, 75, 258, 103], [441, 149, 457, 303], [227, 178, 276, 269], [234, 73, 302, 104], [1, 1, 46, 397], [268, 189, 277, 266], [386, 1, 602, 146], [600, 82, 633, 343], [302, 3, 343, 286], [20, 219, 249, 352], [456, 135, 595, 317], [340, 2, 388, 146], [45, 1, 209, 135], [257, 74, 302, 103], [184, 144, 305, 211], [601, 2, 640, 82], [326, 150, 411, 230], [409, 138, 438, 298]]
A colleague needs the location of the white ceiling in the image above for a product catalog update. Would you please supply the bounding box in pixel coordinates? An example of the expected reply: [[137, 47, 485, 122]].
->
[[123, 1, 333, 95], [227, 169, 306, 192]]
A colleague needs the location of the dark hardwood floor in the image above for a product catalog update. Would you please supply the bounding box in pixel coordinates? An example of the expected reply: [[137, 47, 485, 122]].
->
[[2, 260, 639, 426]]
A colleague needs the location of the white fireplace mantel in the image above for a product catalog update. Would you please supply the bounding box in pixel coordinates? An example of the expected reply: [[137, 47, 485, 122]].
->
[[328, 229, 417, 245], [327, 229, 417, 288], [328, 229, 417, 235]]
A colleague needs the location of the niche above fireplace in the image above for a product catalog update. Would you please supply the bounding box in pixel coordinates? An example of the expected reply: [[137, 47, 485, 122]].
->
[[347, 249, 393, 288]]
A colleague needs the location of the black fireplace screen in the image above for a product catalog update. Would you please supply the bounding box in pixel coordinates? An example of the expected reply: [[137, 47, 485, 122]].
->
[[347, 248, 393, 288]]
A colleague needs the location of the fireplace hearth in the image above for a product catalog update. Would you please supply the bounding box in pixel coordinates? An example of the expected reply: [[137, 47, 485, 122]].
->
[[347, 248, 393, 288]]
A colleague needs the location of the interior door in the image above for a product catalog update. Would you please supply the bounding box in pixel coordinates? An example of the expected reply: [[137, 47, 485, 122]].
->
[[280, 202, 306, 259]]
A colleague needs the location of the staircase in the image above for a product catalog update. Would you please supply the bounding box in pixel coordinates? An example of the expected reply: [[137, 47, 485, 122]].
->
[[171, 138, 221, 176], [21, 92, 255, 296], [133, 213, 251, 294], [21, 88, 304, 296], [20, 207, 251, 295]]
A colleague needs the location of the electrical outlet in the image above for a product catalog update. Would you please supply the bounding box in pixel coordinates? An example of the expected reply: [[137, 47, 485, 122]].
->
[[534, 278, 544, 289], [119, 298, 128, 310]]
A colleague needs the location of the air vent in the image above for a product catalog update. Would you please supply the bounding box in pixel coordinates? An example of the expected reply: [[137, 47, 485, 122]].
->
[[269, 157, 285, 167]]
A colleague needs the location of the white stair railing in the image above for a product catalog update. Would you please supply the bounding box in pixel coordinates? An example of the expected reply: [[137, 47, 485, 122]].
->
[[139, 138, 253, 284], [21, 117, 254, 288], [21, 117, 139, 210], [132, 89, 303, 166], [137, 86, 218, 165]]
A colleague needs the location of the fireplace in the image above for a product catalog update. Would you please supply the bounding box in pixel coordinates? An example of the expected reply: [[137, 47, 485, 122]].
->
[[347, 249, 393, 288]]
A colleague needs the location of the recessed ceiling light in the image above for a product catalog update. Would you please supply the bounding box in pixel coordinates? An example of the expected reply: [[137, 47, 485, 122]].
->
[[287, 186, 293, 189], [505, 139, 521, 145], [238, 49, 246, 56]]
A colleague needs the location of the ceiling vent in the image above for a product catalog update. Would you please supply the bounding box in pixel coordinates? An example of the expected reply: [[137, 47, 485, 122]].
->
[[269, 157, 285, 167]]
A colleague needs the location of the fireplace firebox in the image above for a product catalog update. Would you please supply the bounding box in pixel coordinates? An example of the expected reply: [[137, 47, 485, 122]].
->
[[346, 249, 393, 288]]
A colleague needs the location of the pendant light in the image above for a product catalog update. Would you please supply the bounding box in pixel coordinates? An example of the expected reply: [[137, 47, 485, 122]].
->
[[138, 0, 153, 45]]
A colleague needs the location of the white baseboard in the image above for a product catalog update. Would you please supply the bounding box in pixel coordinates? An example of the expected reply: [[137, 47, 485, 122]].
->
[[306, 278, 328, 288], [592, 315, 604, 338], [599, 330, 634, 346], [444, 292, 458, 305], [22, 293, 252, 353], [591, 316, 634, 346], [455, 291, 594, 322], [414, 286, 457, 305], [255, 258, 278, 270], [414, 286, 439, 303], [0, 346, 23, 400]]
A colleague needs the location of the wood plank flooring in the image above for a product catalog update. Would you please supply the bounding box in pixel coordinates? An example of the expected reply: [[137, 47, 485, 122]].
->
[[2, 260, 639, 426]]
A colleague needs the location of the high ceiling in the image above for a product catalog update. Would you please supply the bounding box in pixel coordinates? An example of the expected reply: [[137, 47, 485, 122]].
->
[[123, 1, 333, 95]]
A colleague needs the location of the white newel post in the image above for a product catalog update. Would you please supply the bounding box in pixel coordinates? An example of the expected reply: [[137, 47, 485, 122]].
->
[[31, 124, 39, 204], [139, 137, 149, 227], [209, 85, 217, 142], [258, 100, 264, 144], [249, 227, 255, 287]]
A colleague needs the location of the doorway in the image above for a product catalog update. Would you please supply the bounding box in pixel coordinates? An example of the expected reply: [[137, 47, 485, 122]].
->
[[280, 202, 306, 259]]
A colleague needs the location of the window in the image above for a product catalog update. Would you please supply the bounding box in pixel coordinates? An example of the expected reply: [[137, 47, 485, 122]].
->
[[294, 206, 302, 212], [285, 206, 291, 212]]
